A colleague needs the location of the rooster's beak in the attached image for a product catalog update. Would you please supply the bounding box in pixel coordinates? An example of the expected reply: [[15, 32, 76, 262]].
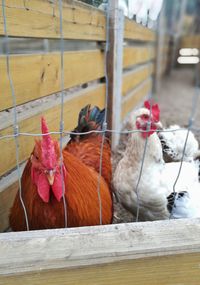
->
[[46, 170, 55, 185]]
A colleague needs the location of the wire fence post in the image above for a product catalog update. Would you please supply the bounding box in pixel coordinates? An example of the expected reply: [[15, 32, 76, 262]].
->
[[107, 0, 124, 150]]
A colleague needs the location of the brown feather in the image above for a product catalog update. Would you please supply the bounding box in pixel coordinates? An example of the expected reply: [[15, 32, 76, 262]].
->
[[9, 150, 113, 231], [66, 136, 112, 187]]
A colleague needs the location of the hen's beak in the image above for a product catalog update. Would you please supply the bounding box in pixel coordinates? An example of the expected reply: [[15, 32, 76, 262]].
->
[[46, 170, 55, 185]]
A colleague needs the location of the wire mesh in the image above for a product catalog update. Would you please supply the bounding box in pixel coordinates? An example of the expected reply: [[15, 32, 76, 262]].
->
[[58, 0, 68, 228], [1, 0, 200, 232], [1, 0, 29, 231]]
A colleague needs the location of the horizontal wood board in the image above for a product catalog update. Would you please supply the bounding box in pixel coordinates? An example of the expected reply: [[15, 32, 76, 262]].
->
[[1, 253, 200, 285], [0, 84, 106, 177], [0, 218, 200, 283], [0, 0, 155, 42], [1, 47, 154, 111], [0, 50, 105, 111], [121, 79, 152, 119], [0, 0, 106, 40]]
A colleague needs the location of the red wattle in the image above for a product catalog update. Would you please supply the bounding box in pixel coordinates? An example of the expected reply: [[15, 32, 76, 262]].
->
[[37, 173, 50, 203], [52, 165, 67, 202]]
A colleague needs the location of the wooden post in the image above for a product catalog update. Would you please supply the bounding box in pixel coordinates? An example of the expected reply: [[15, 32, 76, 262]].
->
[[154, 1, 165, 93], [107, 0, 124, 149], [170, 0, 187, 70]]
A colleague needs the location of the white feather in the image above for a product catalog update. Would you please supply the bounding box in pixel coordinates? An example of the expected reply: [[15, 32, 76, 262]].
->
[[159, 125, 199, 162], [170, 187, 200, 219], [113, 108, 200, 221]]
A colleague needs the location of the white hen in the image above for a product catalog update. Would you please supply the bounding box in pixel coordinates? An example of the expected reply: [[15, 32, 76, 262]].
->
[[113, 101, 200, 221], [158, 125, 199, 163]]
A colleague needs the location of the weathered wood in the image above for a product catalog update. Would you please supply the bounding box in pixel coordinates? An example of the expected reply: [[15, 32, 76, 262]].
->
[[0, 50, 105, 111], [121, 79, 152, 119], [122, 64, 153, 96], [0, 84, 106, 177], [124, 18, 156, 42], [1, 253, 200, 285], [0, 0, 106, 41], [0, 219, 200, 281], [106, 0, 124, 148]]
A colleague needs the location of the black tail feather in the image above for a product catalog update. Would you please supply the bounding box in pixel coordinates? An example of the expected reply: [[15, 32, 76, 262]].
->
[[70, 105, 106, 141]]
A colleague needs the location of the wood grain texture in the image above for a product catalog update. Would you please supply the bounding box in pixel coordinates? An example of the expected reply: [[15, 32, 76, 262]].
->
[[0, 0, 106, 40], [121, 79, 152, 119], [1, 47, 154, 111], [0, 84, 106, 177], [122, 64, 153, 96], [123, 46, 155, 68], [0, 218, 200, 280], [0, 47, 154, 111], [124, 18, 156, 42], [0, 50, 105, 111], [0, 1, 155, 43], [1, 253, 200, 285]]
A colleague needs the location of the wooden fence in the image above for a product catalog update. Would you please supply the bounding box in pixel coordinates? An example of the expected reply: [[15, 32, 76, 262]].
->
[[180, 35, 200, 49], [0, 0, 155, 234], [1, 219, 200, 284], [0, 1, 200, 284]]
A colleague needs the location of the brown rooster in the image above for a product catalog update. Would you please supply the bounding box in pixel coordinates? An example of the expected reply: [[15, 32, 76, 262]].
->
[[66, 105, 111, 187], [9, 106, 113, 231]]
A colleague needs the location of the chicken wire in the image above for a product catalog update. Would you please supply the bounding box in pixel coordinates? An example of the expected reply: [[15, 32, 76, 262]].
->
[[1, 0, 200, 231]]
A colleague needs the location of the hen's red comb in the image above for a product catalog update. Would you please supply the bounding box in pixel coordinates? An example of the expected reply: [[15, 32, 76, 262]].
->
[[144, 100, 160, 122], [41, 117, 57, 169]]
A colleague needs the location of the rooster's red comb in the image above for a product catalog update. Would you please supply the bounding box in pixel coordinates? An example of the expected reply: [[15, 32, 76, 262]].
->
[[144, 100, 160, 122], [41, 117, 57, 169]]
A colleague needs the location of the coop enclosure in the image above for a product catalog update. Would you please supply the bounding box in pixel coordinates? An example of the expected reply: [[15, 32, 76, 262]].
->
[[0, 0, 200, 284]]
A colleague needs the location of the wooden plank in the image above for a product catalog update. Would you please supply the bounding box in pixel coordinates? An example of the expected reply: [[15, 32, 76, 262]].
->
[[0, 0, 106, 40], [121, 79, 152, 119], [0, 50, 105, 111], [123, 46, 155, 68], [1, 252, 200, 285], [154, 4, 165, 91], [0, 181, 18, 232], [0, 219, 200, 278], [106, 0, 124, 148], [122, 64, 153, 96], [124, 18, 156, 42], [1, 47, 154, 111], [180, 35, 200, 48], [0, 84, 106, 177], [0, 162, 26, 232], [0, 0, 156, 43]]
